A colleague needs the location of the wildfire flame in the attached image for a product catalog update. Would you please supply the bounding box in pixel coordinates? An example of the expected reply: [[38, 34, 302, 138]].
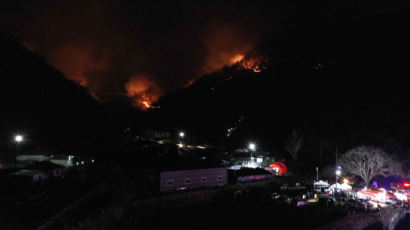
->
[[142, 101, 150, 108], [231, 54, 264, 73], [124, 75, 160, 110], [230, 54, 245, 64]]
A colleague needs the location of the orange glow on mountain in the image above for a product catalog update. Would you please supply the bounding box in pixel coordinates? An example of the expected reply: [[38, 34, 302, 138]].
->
[[124, 75, 160, 110], [230, 54, 245, 64], [202, 23, 257, 74], [50, 43, 110, 100], [237, 55, 264, 73]]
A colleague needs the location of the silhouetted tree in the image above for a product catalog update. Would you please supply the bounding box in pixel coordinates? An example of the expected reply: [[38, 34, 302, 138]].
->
[[283, 129, 303, 161], [339, 146, 399, 186]]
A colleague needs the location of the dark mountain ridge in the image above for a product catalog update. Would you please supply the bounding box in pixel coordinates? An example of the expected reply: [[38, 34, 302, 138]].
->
[[152, 12, 410, 161], [0, 33, 122, 160]]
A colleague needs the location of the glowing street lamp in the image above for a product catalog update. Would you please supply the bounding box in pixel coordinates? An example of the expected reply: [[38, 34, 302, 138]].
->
[[248, 143, 256, 163], [178, 131, 185, 148], [14, 135, 23, 168], [248, 143, 256, 151], [336, 166, 341, 176], [15, 135, 23, 142], [335, 166, 342, 194]]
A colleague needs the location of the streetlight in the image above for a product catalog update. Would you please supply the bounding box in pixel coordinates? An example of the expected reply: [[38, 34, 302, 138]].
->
[[178, 131, 185, 148], [248, 143, 256, 151], [336, 166, 341, 177], [335, 166, 341, 192], [248, 143, 256, 167], [14, 135, 23, 168], [15, 135, 23, 143], [335, 166, 342, 205]]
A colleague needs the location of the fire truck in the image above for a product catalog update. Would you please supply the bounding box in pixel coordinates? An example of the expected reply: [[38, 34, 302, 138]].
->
[[390, 181, 410, 204], [356, 188, 396, 205]]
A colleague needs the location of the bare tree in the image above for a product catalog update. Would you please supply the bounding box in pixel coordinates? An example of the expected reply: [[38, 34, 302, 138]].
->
[[283, 129, 303, 161], [399, 159, 410, 178], [339, 146, 399, 186]]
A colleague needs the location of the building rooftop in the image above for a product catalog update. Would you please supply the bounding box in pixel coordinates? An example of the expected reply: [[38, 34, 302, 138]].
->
[[157, 159, 224, 172]]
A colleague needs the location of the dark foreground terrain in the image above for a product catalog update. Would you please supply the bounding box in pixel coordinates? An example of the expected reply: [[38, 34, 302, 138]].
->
[[119, 199, 346, 229], [395, 214, 410, 230]]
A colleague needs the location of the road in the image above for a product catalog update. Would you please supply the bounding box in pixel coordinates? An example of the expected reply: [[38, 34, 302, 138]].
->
[[395, 214, 410, 230]]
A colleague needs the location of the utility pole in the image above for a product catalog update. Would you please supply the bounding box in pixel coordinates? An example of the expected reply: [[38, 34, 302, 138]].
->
[[14, 135, 23, 168], [320, 141, 323, 165], [192, 133, 196, 160], [335, 147, 338, 183], [335, 146, 341, 205]]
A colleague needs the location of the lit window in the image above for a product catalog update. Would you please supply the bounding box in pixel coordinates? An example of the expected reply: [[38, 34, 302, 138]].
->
[[217, 175, 223, 181], [201, 177, 207, 183], [166, 179, 174, 186], [185, 178, 191, 184]]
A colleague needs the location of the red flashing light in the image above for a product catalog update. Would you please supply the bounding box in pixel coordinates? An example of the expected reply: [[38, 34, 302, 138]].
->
[[404, 183, 410, 187]]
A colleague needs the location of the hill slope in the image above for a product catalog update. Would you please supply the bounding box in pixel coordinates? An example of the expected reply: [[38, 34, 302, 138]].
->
[[153, 13, 410, 158], [0, 33, 114, 158]]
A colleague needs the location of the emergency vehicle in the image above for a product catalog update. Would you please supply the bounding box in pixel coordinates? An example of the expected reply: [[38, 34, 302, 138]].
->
[[356, 188, 395, 205], [390, 181, 410, 203], [314, 180, 331, 194]]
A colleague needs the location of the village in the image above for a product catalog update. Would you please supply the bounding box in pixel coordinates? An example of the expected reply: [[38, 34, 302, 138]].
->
[[0, 130, 409, 229]]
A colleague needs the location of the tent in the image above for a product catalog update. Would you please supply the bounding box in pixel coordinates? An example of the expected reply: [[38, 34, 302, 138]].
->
[[268, 162, 288, 175], [330, 183, 352, 193]]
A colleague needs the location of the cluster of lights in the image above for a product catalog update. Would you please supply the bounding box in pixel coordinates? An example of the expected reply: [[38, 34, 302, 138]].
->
[[226, 127, 238, 137], [13, 134, 97, 168], [226, 128, 232, 137], [336, 166, 341, 176], [240, 142, 264, 169], [75, 159, 95, 166]]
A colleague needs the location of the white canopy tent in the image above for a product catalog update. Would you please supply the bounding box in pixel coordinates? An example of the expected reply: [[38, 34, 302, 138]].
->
[[330, 183, 352, 193]]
